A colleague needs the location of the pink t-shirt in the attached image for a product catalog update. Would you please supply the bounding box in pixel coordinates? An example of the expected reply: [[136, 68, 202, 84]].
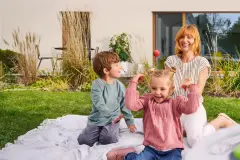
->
[[125, 82, 199, 150]]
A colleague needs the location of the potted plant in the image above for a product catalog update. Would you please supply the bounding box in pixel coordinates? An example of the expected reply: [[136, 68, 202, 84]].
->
[[109, 33, 133, 75]]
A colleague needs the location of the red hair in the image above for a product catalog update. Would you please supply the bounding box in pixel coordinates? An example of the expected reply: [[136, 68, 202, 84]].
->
[[175, 24, 201, 56]]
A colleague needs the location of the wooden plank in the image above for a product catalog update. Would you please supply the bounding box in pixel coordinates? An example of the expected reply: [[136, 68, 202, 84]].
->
[[182, 13, 186, 25], [152, 12, 156, 66]]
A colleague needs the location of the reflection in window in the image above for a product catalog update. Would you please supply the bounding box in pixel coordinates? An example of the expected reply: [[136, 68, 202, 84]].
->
[[187, 13, 240, 60], [155, 13, 182, 58]]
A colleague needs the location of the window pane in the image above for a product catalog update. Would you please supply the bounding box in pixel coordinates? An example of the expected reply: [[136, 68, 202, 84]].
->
[[155, 13, 182, 58], [186, 13, 240, 60]]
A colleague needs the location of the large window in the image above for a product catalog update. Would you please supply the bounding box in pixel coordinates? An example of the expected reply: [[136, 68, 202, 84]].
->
[[154, 12, 240, 61]]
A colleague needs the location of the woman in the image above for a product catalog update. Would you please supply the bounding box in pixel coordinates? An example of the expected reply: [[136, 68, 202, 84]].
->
[[164, 24, 237, 147]]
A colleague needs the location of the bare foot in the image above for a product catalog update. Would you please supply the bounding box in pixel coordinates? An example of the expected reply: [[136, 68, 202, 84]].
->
[[217, 113, 238, 128]]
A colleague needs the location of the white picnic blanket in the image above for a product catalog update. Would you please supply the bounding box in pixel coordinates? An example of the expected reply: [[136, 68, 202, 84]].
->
[[0, 115, 192, 160], [185, 125, 240, 160]]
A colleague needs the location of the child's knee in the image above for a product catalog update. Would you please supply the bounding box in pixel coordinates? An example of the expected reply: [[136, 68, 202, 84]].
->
[[99, 132, 119, 144], [77, 133, 97, 147], [124, 152, 138, 160], [78, 125, 100, 146]]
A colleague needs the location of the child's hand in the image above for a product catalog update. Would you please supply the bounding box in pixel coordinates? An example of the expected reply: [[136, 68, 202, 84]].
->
[[112, 114, 124, 124], [132, 74, 144, 83], [180, 77, 193, 90], [128, 125, 137, 133]]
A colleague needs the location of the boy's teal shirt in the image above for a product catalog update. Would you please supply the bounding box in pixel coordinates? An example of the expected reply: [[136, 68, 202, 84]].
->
[[87, 78, 135, 126]]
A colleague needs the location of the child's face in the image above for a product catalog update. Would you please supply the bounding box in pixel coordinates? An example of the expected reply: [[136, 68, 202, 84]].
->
[[179, 35, 195, 54], [107, 62, 122, 78], [150, 76, 172, 103]]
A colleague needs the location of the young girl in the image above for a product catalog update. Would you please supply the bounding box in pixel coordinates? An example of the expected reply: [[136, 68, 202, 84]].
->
[[164, 24, 237, 148], [109, 69, 200, 160]]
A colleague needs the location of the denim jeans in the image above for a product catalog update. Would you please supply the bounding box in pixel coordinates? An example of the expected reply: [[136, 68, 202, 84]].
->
[[124, 146, 182, 160]]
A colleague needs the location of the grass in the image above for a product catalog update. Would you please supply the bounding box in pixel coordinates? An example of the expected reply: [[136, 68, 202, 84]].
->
[[0, 91, 240, 149]]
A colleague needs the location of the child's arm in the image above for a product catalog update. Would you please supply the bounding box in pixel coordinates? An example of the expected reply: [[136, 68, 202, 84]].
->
[[125, 74, 148, 111], [120, 96, 137, 132], [175, 78, 200, 115], [118, 82, 135, 126], [120, 96, 135, 126], [91, 81, 111, 117]]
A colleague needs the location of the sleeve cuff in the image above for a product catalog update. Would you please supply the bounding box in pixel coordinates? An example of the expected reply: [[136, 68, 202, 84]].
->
[[125, 118, 135, 126]]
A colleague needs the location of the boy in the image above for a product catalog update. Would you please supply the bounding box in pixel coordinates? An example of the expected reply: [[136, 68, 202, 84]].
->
[[78, 51, 136, 147]]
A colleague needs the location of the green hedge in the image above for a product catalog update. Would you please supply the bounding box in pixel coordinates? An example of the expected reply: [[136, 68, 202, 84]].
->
[[0, 49, 19, 73]]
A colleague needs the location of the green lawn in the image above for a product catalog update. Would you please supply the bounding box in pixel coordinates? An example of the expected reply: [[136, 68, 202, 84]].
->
[[0, 90, 240, 149]]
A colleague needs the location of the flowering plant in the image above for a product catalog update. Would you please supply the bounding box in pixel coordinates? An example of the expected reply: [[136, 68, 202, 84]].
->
[[109, 33, 133, 62]]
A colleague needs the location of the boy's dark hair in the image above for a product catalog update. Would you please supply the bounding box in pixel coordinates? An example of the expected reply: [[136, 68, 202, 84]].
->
[[93, 51, 120, 77]]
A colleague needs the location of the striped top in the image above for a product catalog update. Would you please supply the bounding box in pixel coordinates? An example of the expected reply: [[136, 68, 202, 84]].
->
[[164, 55, 211, 99]]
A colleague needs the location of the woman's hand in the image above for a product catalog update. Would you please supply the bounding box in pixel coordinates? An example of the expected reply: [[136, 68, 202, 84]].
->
[[180, 77, 193, 90]]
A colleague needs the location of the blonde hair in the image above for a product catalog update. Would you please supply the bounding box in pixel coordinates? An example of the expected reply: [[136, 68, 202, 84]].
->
[[175, 24, 201, 57], [150, 68, 176, 86]]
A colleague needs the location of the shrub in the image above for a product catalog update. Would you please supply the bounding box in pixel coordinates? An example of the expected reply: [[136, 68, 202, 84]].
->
[[205, 49, 240, 97], [30, 76, 69, 91], [0, 49, 19, 74]]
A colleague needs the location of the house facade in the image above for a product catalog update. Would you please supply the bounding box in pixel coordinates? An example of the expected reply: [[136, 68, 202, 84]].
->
[[1, 0, 240, 70]]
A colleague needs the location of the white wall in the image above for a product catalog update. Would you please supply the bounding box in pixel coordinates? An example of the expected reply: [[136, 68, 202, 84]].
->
[[1, 0, 239, 70]]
